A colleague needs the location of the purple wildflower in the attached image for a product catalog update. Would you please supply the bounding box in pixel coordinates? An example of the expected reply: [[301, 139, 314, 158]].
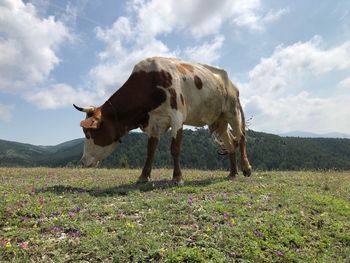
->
[[68, 229, 81, 237], [69, 211, 75, 218], [51, 226, 61, 232], [223, 212, 229, 220], [269, 223, 273, 229], [254, 229, 263, 238], [187, 196, 193, 205], [75, 207, 81, 213], [234, 191, 241, 196], [37, 218, 44, 224], [213, 223, 219, 230], [277, 250, 283, 256]]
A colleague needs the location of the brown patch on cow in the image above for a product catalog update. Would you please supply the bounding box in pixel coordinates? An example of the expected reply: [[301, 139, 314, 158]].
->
[[157, 70, 172, 88], [82, 70, 172, 147], [171, 128, 183, 181], [168, 88, 177, 110], [181, 63, 194, 73], [180, 94, 184, 105], [80, 107, 102, 129], [194, 75, 203, 89], [176, 64, 187, 74], [139, 136, 159, 180]]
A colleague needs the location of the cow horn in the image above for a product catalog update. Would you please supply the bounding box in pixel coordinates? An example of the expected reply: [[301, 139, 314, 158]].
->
[[73, 104, 95, 113]]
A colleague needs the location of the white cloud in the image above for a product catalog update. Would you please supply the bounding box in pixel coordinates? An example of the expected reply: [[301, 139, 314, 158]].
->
[[245, 92, 350, 134], [90, 0, 286, 94], [242, 36, 350, 134], [245, 36, 350, 96], [185, 35, 225, 64], [0, 0, 286, 110], [0, 0, 72, 92], [25, 84, 99, 109], [0, 103, 15, 122], [337, 76, 350, 90]]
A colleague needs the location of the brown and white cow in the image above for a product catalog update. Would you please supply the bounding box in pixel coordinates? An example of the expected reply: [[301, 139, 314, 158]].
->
[[74, 57, 252, 184]]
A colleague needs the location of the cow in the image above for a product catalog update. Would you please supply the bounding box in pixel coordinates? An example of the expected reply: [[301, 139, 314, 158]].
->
[[74, 57, 252, 184]]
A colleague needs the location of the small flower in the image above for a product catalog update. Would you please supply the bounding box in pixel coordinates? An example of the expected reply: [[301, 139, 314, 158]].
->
[[5, 242, 12, 248], [205, 226, 212, 232], [269, 223, 273, 229], [19, 242, 29, 250], [33, 224, 38, 228], [254, 229, 263, 238], [277, 250, 283, 256], [231, 218, 236, 225], [126, 222, 135, 228], [52, 226, 61, 232], [191, 224, 199, 230], [68, 229, 81, 238], [69, 211, 75, 218], [187, 196, 193, 205], [234, 191, 241, 196], [213, 223, 219, 230], [223, 212, 229, 220], [228, 252, 236, 258]]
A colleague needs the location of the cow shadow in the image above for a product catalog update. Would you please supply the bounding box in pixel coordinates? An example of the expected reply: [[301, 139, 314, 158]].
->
[[37, 177, 228, 197]]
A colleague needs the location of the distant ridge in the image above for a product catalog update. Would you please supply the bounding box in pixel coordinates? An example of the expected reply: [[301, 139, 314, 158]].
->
[[1, 130, 350, 170], [280, 131, 350, 139]]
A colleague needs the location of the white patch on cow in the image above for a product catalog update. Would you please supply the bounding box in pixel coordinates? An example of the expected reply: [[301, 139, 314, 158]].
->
[[81, 138, 118, 167], [135, 57, 243, 142]]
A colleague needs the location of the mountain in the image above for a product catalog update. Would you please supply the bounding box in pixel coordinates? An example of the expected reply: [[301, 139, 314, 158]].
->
[[280, 131, 350, 139], [0, 138, 83, 167], [1, 130, 350, 170]]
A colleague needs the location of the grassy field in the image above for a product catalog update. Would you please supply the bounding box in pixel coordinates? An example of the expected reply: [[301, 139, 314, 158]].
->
[[0, 168, 349, 262]]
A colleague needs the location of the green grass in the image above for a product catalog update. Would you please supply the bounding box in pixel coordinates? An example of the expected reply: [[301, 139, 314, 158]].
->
[[1, 168, 349, 262]]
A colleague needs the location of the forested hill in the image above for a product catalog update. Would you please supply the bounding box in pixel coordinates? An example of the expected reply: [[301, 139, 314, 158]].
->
[[1, 130, 350, 170]]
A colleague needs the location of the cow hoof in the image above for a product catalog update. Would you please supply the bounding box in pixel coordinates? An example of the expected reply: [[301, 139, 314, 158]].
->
[[227, 174, 236, 181], [243, 169, 252, 177], [172, 178, 184, 186], [136, 177, 150, 184]]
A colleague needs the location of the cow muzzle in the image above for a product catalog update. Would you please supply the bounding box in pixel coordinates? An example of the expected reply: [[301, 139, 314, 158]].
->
[[80, 156, 99, 168]]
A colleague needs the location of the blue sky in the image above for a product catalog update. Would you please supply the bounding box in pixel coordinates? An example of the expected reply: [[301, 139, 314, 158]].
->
[[1, 0, 350, 145]]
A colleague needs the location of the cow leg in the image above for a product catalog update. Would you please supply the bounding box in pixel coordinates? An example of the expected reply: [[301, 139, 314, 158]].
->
[[240, 134, 252, 177], [220, 129, 239, 179], [171, 128, 183, 185], [137, 136, 159, 183], [227, 110, 252, 177], [210, 116, 238, 179]]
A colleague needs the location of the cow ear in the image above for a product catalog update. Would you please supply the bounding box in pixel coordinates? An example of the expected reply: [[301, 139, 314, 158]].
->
[[80, 117, 101, 129]]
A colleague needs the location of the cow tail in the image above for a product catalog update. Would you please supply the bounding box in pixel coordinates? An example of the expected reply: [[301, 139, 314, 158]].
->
[[238, 98, 247, 137], [227, 98, 246, 147]]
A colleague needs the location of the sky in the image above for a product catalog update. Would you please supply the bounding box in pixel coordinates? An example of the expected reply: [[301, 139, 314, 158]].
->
[[0, 0, 350, 145]]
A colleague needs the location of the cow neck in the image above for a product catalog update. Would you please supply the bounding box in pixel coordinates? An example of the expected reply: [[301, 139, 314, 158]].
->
[[104, 89, 146, 131], [103, 70, 170, 131]]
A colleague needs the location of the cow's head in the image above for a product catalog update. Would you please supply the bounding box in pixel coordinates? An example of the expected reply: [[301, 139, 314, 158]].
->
[[74, 104, 125, 167]]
